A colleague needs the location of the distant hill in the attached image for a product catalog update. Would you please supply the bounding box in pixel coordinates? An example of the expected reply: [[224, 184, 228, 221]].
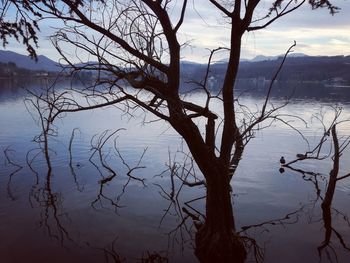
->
[[181, 55, 350, 82], [250, 53, 308, 62], [0, 50, 60, 72], [236, 55, 350, 82], [215, 53, 308, 63], [180, 55, 350, 94]]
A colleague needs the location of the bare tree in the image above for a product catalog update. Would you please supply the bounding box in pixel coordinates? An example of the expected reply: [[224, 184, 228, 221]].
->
[[1, 0, 339, 261]]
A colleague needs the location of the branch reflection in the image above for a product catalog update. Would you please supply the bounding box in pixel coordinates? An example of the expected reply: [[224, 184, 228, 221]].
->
[[25, 89, 74, 245], [20, 85, 167, 262], [282, 108, 350, 261]]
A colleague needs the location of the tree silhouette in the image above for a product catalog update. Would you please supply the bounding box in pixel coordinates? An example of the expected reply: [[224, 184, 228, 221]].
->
[[1, 0, 339, 261]]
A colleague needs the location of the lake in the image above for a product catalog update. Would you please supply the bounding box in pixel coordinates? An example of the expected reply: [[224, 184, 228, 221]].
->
[[1, 81, 350, 263]]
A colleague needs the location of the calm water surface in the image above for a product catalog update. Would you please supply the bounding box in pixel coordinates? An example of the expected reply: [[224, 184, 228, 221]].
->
[[1, 84, 350, 263]]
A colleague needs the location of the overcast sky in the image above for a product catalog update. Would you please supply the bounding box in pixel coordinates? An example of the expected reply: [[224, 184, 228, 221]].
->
[[179, 0, 350, 62], [2, 0, 349, 63]]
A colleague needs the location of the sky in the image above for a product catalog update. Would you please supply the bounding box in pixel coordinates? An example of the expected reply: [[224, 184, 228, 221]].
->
[[2, 0, 350, 63], [179, 0, 350, 62]]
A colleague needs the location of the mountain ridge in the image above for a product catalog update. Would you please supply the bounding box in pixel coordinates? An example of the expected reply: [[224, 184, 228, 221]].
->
[[0, 50, 61, 72]]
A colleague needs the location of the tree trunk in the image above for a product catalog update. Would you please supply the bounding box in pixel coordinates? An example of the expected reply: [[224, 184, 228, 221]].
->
[[168, 107, 246, 262], [195, 168, 246, 263]]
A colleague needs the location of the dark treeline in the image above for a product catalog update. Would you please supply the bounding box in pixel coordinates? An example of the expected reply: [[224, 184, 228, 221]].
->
[[237, 55, 350, 82], [0, 61, 92, 82], [181, 55, 350, 88], [0, 62, 49, 78], [0, 61, 67, 81]]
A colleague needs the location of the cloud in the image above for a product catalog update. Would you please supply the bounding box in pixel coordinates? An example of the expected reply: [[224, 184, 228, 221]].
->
[[242, 23, 350, 58], [179, 0, 350, 60]]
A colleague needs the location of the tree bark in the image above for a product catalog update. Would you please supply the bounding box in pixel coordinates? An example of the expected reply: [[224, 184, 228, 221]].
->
[[195, 165, 246, 263]]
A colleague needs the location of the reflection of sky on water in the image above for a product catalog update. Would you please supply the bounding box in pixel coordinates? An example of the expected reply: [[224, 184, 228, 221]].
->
[[1, 88, 350, 262]]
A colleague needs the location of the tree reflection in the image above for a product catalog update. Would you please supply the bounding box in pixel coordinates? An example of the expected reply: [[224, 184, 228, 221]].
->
[[21, 86, 169, 262], [25, 90, 74, 245], [3, 147, 23, 200], [282, 107, 350, 261], [152, 149, 317, 262], [68, 128, 84, 192]]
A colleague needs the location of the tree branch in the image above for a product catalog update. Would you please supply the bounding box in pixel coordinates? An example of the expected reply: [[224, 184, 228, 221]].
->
[[174, 0, 188, 32], [247, 0, 305, 32], [209, 0, 232, 17], [60, 0, 169, 73]]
